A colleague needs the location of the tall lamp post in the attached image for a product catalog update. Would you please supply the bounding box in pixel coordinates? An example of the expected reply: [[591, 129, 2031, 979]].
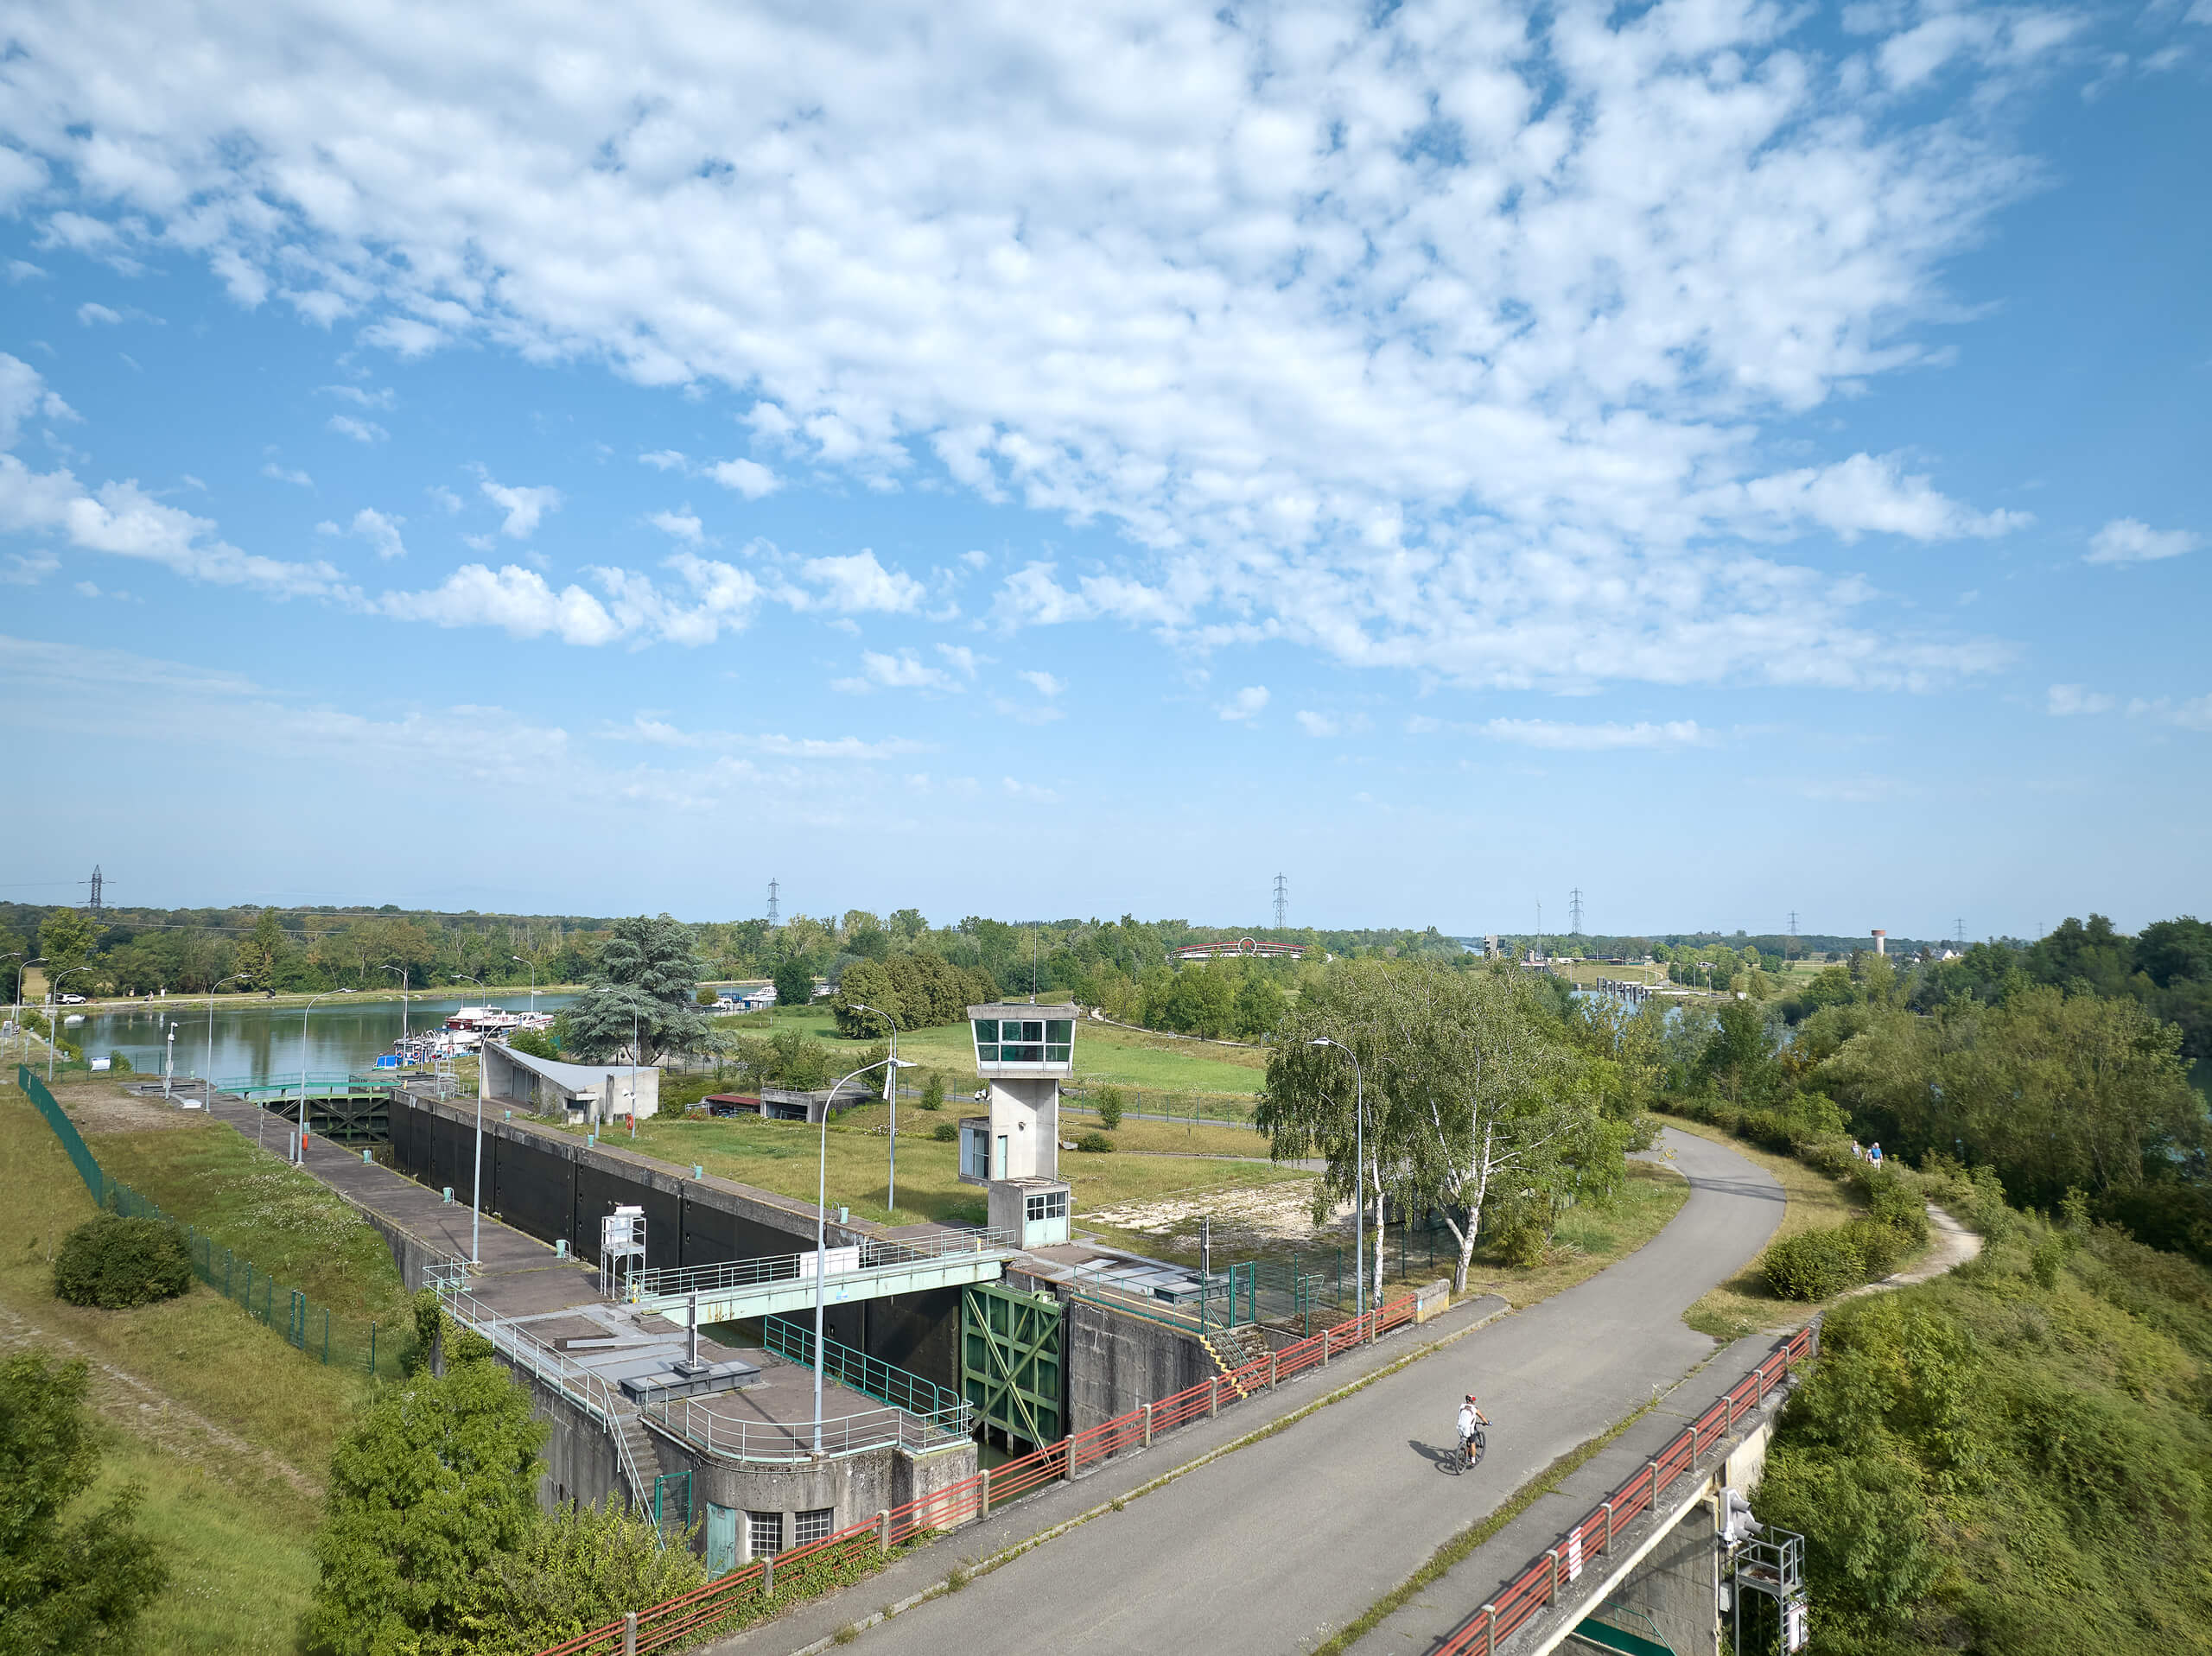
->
[[510, 955, 537, 1018], [294, 990, 340, 1164], [48, 967, 94, 1084], [1307, 1036, 1368, 1329], [848, 1002, 903, 1213], [380, 964, 410, 1056], [3, 954, 33, 1063], [200, 974, 251, 1107], [450, 974, 487, 1266], [811, 1055, 912, 1451]]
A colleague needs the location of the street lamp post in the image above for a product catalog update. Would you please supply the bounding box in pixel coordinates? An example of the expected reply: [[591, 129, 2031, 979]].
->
[[811, 1055, 911, 1451], [451, 974, 487, 1266], [848, 1002, 902, 1213], [164, 1026, 177, 1099], [201, 974, 251, 1107], [1308, 1036, 1369, 1330], [294, 990, 340, 1164], [510, 956, 537, 1018], [48, 967, 94, 1084]]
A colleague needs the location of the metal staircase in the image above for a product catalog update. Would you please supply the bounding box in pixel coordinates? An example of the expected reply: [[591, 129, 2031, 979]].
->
[[1198, 1323, 1270, 1398]]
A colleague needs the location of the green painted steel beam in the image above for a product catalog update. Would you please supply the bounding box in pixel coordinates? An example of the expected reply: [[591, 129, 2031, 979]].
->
[[1570, 1616, 1675, 1656], [639, 1252, 1007, 1326]]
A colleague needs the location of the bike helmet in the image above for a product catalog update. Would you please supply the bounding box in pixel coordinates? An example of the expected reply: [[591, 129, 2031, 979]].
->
[[1465, 1393, 1477, 1402]]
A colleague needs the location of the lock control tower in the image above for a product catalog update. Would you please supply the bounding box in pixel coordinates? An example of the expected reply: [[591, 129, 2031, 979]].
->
[[958, 1005, 1074, 1248]]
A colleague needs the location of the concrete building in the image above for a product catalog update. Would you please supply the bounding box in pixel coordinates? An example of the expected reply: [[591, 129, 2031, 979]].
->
[[1872, 928, 1887, 955], [957, 1005, 1073, 1248], [481, 1041, 659, 1124]]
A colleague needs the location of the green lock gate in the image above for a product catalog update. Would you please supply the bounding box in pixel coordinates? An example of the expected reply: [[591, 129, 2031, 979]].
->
[[961, 1282, 1063, 1451]]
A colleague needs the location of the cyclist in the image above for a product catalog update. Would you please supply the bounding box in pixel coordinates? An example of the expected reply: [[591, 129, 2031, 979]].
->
[[1456, 1393, 1490, 1466]]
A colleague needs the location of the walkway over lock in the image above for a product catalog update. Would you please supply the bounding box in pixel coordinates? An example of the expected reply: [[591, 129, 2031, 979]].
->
[[620, 1228, 1019, 1326]]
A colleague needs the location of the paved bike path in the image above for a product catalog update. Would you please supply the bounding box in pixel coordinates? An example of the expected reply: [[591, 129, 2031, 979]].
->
[[822, 1129, 1783, 1656]]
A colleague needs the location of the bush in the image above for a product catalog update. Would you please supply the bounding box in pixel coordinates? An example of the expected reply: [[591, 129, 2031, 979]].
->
[[1859, 1171, 1929, 1245], [1762, 1228, 1866, 1301], [931, 1121, 957, 1143], [52, 1214, 193, 1310], [1840, 1219, 1905, 1281], [1096, 1085, 1125, 1132], [1076, 1131, 1115, 1153], [106, 1050, 134, 1075], [919, 1070, 945, 1112]]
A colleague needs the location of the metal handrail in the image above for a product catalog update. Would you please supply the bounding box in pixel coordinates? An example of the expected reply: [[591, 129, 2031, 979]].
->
[[761, 1317, 969, 1420], [627, 1226, 1017, 1302], [642, 1393, 971, 1463]]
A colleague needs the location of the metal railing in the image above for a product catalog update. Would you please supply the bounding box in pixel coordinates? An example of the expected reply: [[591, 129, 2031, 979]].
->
[[626, 1226, 1016, 1304], [535, 1282, 1433, 1656], [1431, 1323, 1821, 1656], [642, 1394, 970, 1463], [761, 1316, 969, 1424]]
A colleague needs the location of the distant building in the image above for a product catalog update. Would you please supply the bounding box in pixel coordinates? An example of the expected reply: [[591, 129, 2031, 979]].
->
[[1174, 938, 1308, 961], [1872, 929, 1887, 956]]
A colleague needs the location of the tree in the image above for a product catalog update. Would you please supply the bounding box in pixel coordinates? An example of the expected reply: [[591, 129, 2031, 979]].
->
[[457, 1501, 704, 1656], [562, 915, 709, 1065], [1262, 961, 1615, 1296], [236, 910, 288, 988], [1232, 972, 1287, 1040], [304, 1355, 547, 1656], [772, 954, 817, 1017], [35, 910, 101, 982], [0, 1352, 168, 1653]]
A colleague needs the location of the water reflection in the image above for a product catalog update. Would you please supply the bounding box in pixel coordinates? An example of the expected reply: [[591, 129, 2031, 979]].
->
[[73, 993, 582, 1082]]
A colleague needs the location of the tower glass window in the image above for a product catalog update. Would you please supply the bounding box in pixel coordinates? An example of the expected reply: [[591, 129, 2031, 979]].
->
[[972, 1017, 1073, 1064]]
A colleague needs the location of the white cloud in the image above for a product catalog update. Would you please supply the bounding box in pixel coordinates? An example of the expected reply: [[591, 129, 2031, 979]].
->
[[709, 458, 779, 499], [0, 0, 2070, 685], [795, 549, 924, 613], [321, 384, 396, 409], [935, 644, 979, 679], [649, 509, 703, 544], [76, 301, 121, 326], [2046, 683, 2115, 716], [0, 353, 76, 444], [2125, 694, 2212, 733], [2, 550, 59, 584], [474, 470, 562, 539], [327, 414, 388, 443], [348, 507, 405, 561], [1219, 686, 1269, 722], [426, 485, 463, 514], [1018, 670, 1065, 696], [1001, 777, 1061, 803], [2085, 517, 2200, 565], [610, 715, 927, 758], [1477, 718, 1712, 751], [831, 650, 963, 695], [73, 579, 100, 597], [261, 461, 313, 488], [639, 450, 688, 472], [1295, 710, 1339, 738], [378, 551, 759, 646]]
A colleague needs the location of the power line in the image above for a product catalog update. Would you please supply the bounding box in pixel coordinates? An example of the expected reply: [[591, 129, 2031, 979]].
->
[[766, 879, 781, 928], [1272, 872, 1287, 932], [80, 866, 105, 912], [1567, 887, 1584, 936], [1787, 910, 1798, 936]]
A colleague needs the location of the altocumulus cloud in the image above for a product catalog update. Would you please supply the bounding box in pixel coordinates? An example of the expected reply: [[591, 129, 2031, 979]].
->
[[0, 0, 2072, 686]]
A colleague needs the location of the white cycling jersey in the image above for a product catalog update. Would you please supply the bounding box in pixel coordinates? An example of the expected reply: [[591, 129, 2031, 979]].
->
[[1457, 1403, 1480, 1441]]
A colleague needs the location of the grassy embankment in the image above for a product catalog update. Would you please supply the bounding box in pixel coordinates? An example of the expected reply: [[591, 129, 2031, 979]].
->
[[1662, 1115, 1907, 1340], [1756, 1215, 2212, 1653], [1, 1073, 415, 1653]]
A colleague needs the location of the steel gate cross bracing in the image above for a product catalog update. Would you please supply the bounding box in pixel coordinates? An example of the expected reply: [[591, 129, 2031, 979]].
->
[[961, 1282, 1063, 1449]]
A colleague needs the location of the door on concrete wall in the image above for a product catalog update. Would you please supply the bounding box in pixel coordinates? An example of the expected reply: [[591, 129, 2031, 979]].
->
[[961, 1283, 1063, 1450], [705, 1502, 738, 1577]]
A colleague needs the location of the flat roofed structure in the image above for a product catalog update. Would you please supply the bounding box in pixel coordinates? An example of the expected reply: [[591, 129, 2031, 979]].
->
[[969, 1004, 1076, 1075]]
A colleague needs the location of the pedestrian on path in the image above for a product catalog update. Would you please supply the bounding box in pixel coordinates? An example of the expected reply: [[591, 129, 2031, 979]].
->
[[1868, 1141, 1883, 1169]]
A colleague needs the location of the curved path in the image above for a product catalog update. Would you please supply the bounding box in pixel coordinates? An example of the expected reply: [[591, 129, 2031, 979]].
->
[[835, 1128, 1783, 1656]]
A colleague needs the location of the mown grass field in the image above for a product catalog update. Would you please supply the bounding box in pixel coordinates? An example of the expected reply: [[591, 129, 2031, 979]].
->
[[716, 1006, 1268, 1094], [0, 1073, 381, 1653], [556, 1107, 1315, 1229]]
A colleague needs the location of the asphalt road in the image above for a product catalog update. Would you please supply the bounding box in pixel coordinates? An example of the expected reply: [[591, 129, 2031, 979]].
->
[[843, 1127, 1783, 1656]]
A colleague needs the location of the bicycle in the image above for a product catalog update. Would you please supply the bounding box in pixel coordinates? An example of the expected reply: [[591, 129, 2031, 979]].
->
[[1452, 1424, 1486, 1473]]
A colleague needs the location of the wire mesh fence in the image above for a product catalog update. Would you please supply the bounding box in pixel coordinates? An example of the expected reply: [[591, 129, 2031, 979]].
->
[[17, 1063, 406, 1378]]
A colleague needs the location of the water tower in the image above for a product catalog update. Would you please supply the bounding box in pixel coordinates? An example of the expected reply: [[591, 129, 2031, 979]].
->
[[958, 1005, 1074, 1247]]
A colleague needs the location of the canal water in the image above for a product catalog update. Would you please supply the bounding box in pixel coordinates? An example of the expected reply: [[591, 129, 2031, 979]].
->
[[67, 993, 583, 1083]]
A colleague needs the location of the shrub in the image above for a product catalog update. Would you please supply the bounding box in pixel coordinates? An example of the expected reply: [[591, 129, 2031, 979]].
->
[[931, 1121, 957, 1143], [106, 1050, 134, 1075], [1762, 1228, 1865, 1301], [52, 1214, 192, 1310], [1076, 1131, 1115, 1153], [1859, 1171, 1929, 1245], [1096, 1085, 1125, 1132], [1840, 1219, 1904, 1281], [919, 1070, 945, 1112]]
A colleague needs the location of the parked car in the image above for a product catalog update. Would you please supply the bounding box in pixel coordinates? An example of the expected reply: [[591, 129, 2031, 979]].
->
[[58, 993, 87, 1005]]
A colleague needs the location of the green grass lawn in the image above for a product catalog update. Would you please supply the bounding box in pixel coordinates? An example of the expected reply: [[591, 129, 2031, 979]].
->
[[714, 1006, 1268, 1095], [556, 1108, 1313, 1230]]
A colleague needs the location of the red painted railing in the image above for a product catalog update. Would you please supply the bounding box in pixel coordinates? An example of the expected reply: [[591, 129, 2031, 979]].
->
[[535, 1291, 1426, 1655], [1432, 1322, 1820, 1656]]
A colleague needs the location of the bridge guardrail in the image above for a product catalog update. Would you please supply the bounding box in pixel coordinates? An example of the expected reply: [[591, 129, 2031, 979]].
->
[[643, 1395, 971, 1464], [1432, 1322, 1821, 1656], [626, 1225, 1017, 1304], [534, 1284, 1428, 1655]]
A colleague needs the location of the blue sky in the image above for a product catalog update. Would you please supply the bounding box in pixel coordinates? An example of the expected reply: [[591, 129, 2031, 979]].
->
[[0, 0, 2206, 938]]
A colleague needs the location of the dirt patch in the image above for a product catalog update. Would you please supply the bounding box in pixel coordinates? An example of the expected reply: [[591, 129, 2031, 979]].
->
[[0, 1302, 322, 1498], [1083, 1180, 1353, 1254], [60, 1084, 200, 1136]]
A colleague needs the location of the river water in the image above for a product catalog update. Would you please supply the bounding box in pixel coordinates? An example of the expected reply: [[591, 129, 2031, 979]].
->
[[64, 993, 583, 1083]]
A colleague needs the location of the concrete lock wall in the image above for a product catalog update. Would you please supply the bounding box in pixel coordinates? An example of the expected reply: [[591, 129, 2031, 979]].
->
[[1064, 1297, 1214, 1434], [1604, 1498, 1718, 1656], [647, 1433, 978, 1561]]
